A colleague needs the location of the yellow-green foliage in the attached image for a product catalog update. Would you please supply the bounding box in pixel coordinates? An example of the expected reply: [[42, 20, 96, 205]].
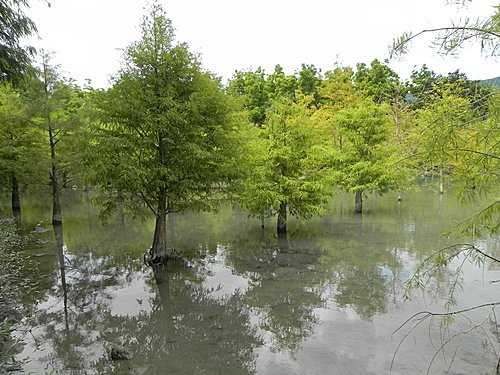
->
[[237, 97, 334, 220], [330, 100, 408, 194]]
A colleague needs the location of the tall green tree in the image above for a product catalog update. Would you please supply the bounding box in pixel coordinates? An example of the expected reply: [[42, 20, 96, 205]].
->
[[413, 92, 474, 194], [332, 100, 406, 213], [237, 97, 333, 235], [0, 82, 44, 218], [27, 53, 85, 225], [91, 4, 242, 264]]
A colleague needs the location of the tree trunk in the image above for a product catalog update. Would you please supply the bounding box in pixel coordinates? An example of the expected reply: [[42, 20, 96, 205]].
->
[[277, 201, 287, 235], [44, 55, 62, 226], [54, 223, 69, 332], [439, 166, 444, 195], [11, 172, 21, 220], [153, 266, 175, 335], [355, 191, 363, 214], [51, 165, 62, 225], [150, 188, 168, 265], [278, 233, 289, 252]]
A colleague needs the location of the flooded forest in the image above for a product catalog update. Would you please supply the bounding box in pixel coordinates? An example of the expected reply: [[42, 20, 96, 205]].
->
[[1, 2, 499, 375]]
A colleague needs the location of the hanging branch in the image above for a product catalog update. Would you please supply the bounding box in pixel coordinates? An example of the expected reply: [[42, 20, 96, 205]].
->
[[390, 13, 500, 58]]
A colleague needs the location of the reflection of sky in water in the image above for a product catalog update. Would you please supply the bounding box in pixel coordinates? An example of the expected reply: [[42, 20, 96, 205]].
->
[[14, 244, 500, 375], [9, 187, 500, 375], [108, 273, 153, 317], [404, 223, 415, 233], [202, 244, 250, 298]]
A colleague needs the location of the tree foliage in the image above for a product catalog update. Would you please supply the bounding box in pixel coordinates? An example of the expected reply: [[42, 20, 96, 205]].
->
[[407, 65, 493, 112], [391, 5, 500, 58], [25, 53, 87, 223], [227, 64, 323, 126], [0, 0, 40, 85], [354, 59, 402, 104], [236, 97, 334, 233], [331, 100, 408, 211], [390, 4, 500, 372], [0, 83, 44, 185], [89, 4, 243, 262]]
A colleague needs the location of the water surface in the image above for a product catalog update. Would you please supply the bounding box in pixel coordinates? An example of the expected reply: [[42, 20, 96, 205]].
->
[[5, 185, 500, 375]]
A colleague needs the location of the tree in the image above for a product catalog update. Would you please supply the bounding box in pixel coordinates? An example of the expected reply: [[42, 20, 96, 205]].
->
[[406, 64, 438, 108], [26, 53, 86, 225], [227, 67, 270, 126], [227, 64, 322, 127], [237, 97, 333, 235], [390, 2, 499, 236], [0, 82, 44, 219], [319, 66, 361, 111], [266, 64, 297, 102], [297, 63, 322, 105], [354, 59, 402, 104], [390, 3, 500, 372], [331, 100, 407, 213], [91, 4, 242, 264], [407, 65, 493, 111], [0, 0, 40, 85], [413, 91, 474, 194]]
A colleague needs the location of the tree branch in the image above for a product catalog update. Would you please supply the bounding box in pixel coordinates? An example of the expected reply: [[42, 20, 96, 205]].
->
[[448, 148, 500, 160]]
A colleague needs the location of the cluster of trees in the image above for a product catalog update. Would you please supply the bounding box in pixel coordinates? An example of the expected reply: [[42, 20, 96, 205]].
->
[[1, 4, 498, 265]]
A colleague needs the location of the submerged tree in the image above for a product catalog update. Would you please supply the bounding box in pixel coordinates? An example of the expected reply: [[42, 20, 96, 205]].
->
[[331, 100, 407, 213], [0, 82, 44, 219], [237, 97, 333, 235], [414, 91, 474, 194], [27, 53, 86, 225], [92, 4, 242, 264]]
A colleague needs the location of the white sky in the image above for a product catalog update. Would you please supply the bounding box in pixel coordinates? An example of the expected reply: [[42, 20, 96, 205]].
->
[[25, 0, 499, 88]]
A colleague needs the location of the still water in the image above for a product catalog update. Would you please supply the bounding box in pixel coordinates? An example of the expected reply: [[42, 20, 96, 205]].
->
[[4, 183, 500, 374]]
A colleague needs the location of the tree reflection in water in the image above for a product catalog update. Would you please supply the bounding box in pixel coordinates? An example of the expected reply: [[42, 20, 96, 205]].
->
[[225, 222, 403, 354], [12, 187, 497, 374], [94, 263, 262, 374], [23, 230, 262, 374], [29, 223, 125, 374]]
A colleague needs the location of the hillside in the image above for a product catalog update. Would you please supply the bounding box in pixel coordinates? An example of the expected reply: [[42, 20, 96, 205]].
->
[[481, 76, 500, 87]]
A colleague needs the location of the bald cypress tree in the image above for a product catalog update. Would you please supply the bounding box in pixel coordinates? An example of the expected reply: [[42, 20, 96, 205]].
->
[[93, 4, 241, 264]]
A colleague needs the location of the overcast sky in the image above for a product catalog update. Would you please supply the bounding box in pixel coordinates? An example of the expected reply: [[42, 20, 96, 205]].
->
[[25, 0, 499, 88]]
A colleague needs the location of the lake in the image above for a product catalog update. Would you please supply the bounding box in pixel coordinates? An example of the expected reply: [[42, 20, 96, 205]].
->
[[3, 181, 500, 375]]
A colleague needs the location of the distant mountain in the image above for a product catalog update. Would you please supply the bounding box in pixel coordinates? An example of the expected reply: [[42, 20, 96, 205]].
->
[[480, 76, 500, 88]]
